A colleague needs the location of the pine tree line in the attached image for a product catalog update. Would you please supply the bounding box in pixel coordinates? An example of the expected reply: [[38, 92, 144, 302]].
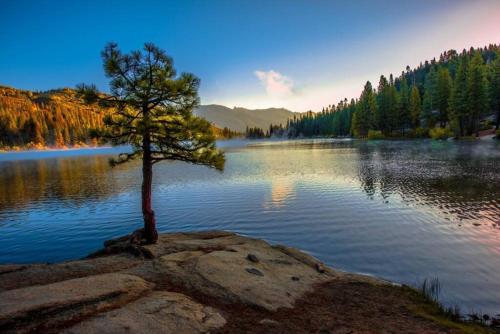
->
[[245, 126, 267, 139], [245, 124, 287, 138], [211, 126, 242, 139], [266, 44, 500, 139]]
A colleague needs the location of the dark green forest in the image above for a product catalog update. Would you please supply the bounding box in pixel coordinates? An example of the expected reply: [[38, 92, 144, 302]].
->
[[248, 44, 500, 139]]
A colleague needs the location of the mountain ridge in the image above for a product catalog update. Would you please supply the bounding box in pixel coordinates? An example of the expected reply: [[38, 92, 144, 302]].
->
[[194, 104, 298, 133]]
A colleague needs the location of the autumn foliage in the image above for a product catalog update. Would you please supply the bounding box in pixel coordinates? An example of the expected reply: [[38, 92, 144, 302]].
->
[[0, 86, 108, 149]]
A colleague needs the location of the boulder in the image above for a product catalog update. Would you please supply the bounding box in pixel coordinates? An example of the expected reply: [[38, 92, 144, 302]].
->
[[0, 273, 153, 333], [63, 291, 226, 334], [142, 234, 335, 311]]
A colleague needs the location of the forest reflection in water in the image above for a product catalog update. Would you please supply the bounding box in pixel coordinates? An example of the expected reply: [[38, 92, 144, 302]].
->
[[250, 139, 500, 226], [0, 157, 119, 212], [1, 139, 500, 315], [0, 140, 499, 227]]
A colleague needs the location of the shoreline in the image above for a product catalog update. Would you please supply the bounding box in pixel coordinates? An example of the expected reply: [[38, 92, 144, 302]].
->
[[0, 144, 111, 154], [2, 134, 497, 154], [0, 231, 495, 333]]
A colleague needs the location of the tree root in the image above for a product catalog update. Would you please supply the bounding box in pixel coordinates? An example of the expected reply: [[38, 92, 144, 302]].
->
[[87, 229, 155, 259]]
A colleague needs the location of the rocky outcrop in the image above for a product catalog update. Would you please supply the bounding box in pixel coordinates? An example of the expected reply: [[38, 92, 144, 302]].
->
[[0, 231, 481, 333], [0, 231, 335, 333], [148, 234, 333, 311]]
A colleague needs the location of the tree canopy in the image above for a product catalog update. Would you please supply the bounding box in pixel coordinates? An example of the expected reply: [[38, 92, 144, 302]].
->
[[79, 42, 224, 243]]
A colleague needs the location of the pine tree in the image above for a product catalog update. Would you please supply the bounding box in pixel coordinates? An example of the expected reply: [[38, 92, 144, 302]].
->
[[466, 52, 489, 136], [78, 43, 224, 244], [375, 76, 389, 132], [409, 85, 421, 128], [422, 66, 437, 128], [449, 57, 469, 136], [490, 52, 500, 129], [435, 68, 452, 127], [352, 81, 376, 137], [387, 74, 400, 135], [398, 77, 411, 134]]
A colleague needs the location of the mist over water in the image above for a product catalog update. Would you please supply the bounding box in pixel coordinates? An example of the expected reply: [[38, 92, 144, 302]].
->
[[0, 139, 499, 315]]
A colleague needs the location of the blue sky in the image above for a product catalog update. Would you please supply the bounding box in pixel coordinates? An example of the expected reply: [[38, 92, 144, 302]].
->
[[1, 0, 499, 111]]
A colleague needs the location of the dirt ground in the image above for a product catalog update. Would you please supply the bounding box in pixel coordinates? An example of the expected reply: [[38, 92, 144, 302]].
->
[[210, 280, 492, 334]]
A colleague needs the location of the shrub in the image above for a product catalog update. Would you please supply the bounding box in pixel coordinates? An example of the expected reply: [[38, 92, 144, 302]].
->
[[479, 121, 494, 131], [415, 127, 429, 138], [496, 129, 500, 139], [429, 127, 453, 140], [367, 130, 384, 140], [458, 136, 477, 141]]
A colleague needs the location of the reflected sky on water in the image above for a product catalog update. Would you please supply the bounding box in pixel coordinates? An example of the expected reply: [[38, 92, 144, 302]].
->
[[0, 139, 499, 314]]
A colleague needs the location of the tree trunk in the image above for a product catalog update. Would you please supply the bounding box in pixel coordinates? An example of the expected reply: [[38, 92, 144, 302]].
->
[[142, 127, 158, 244], [474, 116, 480, 137]]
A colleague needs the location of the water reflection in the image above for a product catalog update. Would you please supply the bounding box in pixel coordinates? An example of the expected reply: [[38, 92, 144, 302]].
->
[[0, 157, 119, 212], [0, 140, 500, 227], [265, 177, 296, 209], [0, 140, 498, 227], [1, 139, 500, 314], [250, 139, 500, 226], [354, 141, 500, 226]]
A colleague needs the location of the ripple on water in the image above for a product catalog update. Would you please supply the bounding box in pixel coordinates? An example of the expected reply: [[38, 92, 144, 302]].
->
[[0, 139, 500, 315]]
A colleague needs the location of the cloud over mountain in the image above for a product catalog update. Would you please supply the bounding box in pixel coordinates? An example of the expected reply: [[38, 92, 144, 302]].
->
[[254, 70, 295, 98]]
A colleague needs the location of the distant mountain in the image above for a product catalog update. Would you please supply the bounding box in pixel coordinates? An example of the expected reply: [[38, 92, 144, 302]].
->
[[194, 104, 297, 133]]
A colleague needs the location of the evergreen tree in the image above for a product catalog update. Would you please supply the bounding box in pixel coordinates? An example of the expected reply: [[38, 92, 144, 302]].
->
[[409, 85, 421, 128], [435, 68, 452, 127], [422, 66, 437, 127], [398, 77, 411, 134], [466, 52, 489, 136], [245, 126, 266, 138], [490, 52, 500, 129], [449, 57, 469, 136], [352, 81, 376, 137], [386, 74, 400, 134], [375, 76, 389, 132], [79, 43, 224, 244]]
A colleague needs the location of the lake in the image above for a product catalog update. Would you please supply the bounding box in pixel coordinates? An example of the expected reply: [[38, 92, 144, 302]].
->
[[0, 139, 499, 315]]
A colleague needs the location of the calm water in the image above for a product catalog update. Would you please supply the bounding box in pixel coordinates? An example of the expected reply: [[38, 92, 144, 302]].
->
[[1, 139, 499, 315]]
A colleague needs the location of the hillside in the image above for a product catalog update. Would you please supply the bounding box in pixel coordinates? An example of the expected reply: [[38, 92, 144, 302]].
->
[[0, 87, 243, 149], [194, 104, 296, 133], [0, 86, 107, 149]]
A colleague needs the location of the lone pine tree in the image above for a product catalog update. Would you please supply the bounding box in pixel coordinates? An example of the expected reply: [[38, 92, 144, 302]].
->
[[79, 43, 224, 244]]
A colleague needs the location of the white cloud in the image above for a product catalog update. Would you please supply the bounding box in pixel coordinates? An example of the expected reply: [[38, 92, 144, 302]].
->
[[254, 70, 294, 98]]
